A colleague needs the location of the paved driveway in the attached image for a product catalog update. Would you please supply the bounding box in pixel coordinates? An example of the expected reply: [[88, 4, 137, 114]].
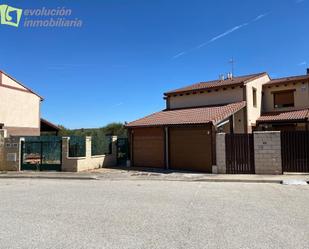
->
[[0, 179, 308, 249]]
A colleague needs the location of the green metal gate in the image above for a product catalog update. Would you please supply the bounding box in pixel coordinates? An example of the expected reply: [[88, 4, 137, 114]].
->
[[21, 137, 62, 171], [117, 137, 129, 166]]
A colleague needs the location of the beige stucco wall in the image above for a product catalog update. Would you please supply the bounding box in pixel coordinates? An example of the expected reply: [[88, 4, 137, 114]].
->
[[0, 73, 41, 135], [218, 108, 245, 133], [1, 73, 28, 90], [62, 136, 117, 172], [245, 74, 271, 131], [262, 81, 309, 113], [168, 86, 244, 109], [234, 108, 245, 133]]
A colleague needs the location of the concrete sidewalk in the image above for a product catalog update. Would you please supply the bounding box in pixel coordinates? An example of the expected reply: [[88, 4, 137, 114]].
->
[[1, 167, 309, 183]]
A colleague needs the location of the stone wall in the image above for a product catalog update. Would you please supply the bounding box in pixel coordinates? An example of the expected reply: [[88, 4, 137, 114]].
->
[[215, 133, 226, 173], [0, 133, 118, 172], [61, 136, 117, 172], [0, 130, 22, 171], [216, 131, 282, 175], [254, 131, 282, 175]]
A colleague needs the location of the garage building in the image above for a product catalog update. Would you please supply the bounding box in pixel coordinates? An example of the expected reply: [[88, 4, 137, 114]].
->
[[126, 101, 246, 172]]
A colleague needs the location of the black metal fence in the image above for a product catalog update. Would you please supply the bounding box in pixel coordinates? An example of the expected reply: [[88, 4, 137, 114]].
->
[[281, 131, 309, 172], [69, 136, 86, 157], [21, 136, 62, 171], [117, 137, 129, 165], [91, 135, 112, 156], [225, 134, 255, 174]]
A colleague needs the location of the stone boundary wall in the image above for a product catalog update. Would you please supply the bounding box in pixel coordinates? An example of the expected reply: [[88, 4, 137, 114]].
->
[[215, 133, 226, 174], [216, 131, 282, 175], [0, 130, 22, 171], [0, 132, 118, 172], [254, 131, 282, 174]]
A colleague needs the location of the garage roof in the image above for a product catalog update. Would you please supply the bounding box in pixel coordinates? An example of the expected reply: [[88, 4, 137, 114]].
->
[[257, 109, 309, 123], [126, 101, 246, 127]]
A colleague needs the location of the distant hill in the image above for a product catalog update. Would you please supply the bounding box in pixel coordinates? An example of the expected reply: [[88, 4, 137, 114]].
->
[[58, 122, 127, 138]]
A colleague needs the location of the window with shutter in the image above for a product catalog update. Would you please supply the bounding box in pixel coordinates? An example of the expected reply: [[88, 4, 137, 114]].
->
[[273, 90, 295, 108]]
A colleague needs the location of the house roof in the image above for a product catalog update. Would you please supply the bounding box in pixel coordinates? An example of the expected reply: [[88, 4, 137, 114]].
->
[[40, 118, 60, 131], [126, 101, 246, 127], [257, 109, 309, 123], [0, 70, 43, 100], [264, 74, 309, 87], [164, 72, 267, 96]]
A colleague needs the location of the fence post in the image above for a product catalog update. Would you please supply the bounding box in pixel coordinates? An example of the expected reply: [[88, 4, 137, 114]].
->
[[0, 130, 5, 170], [61, 137, 78, 172], [85, 136, 92, 158], [111, 136, 117, 165], [254, 131, 282, 174], [216, 133, 226, 174]]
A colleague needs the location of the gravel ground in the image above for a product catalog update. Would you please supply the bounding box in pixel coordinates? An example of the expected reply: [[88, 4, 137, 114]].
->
[[0, 179, 308, 249]]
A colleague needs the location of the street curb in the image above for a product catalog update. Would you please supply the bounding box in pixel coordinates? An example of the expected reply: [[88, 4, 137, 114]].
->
[[190, 179, 282, 183], [0, 175, 98, 180], [97, 177, 284, 184], [0, 175, 308, 184]]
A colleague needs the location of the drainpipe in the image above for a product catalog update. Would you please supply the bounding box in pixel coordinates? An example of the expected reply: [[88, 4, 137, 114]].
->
[[164, 126, 169, 169]]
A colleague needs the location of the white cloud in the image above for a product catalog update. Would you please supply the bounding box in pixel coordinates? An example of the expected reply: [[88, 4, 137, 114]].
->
[[172, 13, 269, 59], [196, 22, 249, 49], [172, 52, 187, 59], [298, 61, 307, 66], [296, 0, 305, 4], [252, 12, 270, 22]]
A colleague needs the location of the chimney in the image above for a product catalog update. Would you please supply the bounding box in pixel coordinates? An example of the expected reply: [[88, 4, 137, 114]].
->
[[219, 74, 225, 81], [307, 68, 309, 75]]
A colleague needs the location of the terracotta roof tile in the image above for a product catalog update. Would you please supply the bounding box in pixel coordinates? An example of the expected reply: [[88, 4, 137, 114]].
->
[[126, 101, 246, 127], [264, 74, 309, 86], [164, 72, 267, 96], [257, 109, 309, 123]]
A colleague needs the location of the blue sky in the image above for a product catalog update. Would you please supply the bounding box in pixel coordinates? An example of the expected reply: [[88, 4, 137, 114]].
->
[[0, 0, 308, 128]]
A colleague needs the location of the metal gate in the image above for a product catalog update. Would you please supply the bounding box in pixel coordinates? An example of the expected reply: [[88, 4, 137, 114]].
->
[[281, 131, 309, 173], [226, 134, 255, 174], [21, 137, 62, 171], [117, 137, 129, 166]]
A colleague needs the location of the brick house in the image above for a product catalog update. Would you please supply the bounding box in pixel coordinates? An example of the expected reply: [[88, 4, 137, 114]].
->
[[126, 70, 309, 172], [0, 70, 59, 137]]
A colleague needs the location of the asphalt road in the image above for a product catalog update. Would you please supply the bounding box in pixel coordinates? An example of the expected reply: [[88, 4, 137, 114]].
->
[[0, 179, 308, 249]]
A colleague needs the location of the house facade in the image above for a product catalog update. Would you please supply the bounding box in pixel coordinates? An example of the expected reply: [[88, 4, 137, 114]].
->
[[126, 70, 309, 172], [257, 73, 309, 131], [0, 70, 59, 137]]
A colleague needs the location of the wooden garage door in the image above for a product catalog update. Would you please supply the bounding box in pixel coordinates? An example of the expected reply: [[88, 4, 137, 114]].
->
[[169, 126, 212, 172], [133, 128, 165, 168]]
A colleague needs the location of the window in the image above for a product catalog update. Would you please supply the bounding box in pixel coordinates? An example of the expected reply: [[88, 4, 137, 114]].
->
[[273, 90, 295, 108], [252, 87, 257, 107]]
